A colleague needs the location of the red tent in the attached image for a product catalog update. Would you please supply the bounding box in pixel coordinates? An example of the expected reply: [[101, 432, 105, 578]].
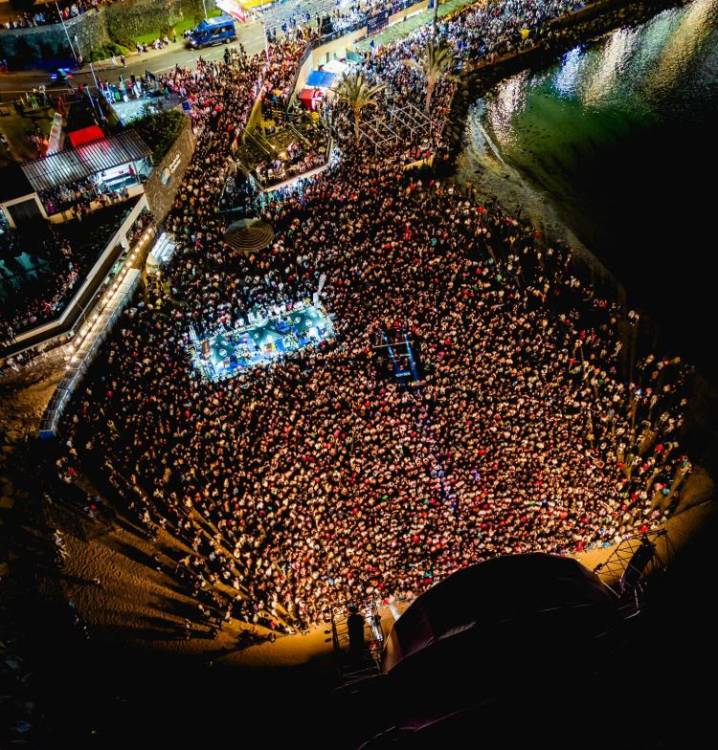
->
[[298, 87, 323, 111], [67, 125, 105, 149]]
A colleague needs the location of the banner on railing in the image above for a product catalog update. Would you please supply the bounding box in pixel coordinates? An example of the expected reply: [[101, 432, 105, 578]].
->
[[367, 10, 390, 34]]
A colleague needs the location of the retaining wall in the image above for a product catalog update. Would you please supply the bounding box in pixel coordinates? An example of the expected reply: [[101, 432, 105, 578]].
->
[[143, 113, 196, 221], [0, 0, 214, 64]]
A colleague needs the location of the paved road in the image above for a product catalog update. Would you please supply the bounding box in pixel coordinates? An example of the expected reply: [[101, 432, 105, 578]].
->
[[0, 20, 268, 98], [0, 0, 364, 97]]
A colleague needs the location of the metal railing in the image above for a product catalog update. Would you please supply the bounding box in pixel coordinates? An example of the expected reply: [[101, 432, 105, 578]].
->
[[1, 197, 151, 362], [38, 267, 141, 438]]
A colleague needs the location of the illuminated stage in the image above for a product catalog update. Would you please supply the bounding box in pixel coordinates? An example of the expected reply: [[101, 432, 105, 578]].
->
[[189, 301, 334, 382]]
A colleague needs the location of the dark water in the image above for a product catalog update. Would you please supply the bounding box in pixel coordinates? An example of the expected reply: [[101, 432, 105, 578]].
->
[[463, 0, 718, 374]]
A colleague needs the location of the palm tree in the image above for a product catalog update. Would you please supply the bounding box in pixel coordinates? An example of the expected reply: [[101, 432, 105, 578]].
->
[[335, 72, 384, 143], [404, 39, 456, 113]]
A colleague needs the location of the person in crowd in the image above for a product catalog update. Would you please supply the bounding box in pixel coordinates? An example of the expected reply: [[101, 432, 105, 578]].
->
[[1, 0, 111, 30], [53, 6, 693, 641]]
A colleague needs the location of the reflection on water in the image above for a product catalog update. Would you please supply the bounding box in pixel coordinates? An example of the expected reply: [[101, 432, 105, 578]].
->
[[649, 0, 716, 90], [581, 26, 639, 106], [461, 0, 718, 371], [553, 46, 587, 96], [488, 70, 531, 144]]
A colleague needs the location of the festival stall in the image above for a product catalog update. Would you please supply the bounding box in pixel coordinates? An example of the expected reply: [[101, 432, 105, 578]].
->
[[298, 67, 345, 111], [298, 87, 324, 111]]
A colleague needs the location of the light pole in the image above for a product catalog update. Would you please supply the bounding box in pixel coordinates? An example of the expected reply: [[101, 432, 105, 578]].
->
[[72, 33, 104, 121], [74, 35, 100, 92], [202, 0, 209, 20], [55, 1, 80, 63]]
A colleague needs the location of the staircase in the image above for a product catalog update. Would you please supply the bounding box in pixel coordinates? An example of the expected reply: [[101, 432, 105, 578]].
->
[[331, 603, 385, 689]]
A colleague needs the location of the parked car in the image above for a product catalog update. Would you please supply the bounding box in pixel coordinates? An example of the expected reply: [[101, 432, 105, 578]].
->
[[187, 15, 236, 49]]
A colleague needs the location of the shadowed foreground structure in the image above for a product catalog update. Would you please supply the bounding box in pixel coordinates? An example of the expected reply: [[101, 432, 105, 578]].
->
[[347, 554, 621, 747], [4, 512, 716, 748], [2, 1, 718, 747], [332, 544, 718, 749]]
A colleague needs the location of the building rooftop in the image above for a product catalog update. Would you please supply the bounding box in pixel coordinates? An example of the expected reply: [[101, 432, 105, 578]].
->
[[20, 130, 152, 193]]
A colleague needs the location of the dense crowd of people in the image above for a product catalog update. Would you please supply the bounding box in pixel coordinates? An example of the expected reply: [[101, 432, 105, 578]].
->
[[1, 229, 76, 345], [359, 0, 587, 96], [0, 201, 140, 348], [1, 0, 111, 30], [52, 0, 696, 639], [264, 0, 385, 39], [39, 177, 133, 217]]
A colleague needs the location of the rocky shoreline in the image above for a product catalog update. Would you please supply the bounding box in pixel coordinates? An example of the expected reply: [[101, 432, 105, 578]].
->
[[446, 0, 690, 302], [446, 0, 689, 153]]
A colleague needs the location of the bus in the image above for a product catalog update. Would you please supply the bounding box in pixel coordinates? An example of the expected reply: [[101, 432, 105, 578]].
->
[[187, 15, 237, 49]]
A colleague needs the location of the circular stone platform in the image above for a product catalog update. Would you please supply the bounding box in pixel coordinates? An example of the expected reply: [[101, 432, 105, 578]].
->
[[223, 218, 275, 254]]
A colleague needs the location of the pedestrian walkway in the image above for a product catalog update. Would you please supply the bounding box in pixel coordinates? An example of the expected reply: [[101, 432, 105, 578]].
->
[[255, 0, 344, 35], [356, 0, 476, 52]]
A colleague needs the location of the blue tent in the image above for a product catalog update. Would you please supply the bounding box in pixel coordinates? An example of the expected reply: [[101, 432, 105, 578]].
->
[[306, 70, 336, 88]]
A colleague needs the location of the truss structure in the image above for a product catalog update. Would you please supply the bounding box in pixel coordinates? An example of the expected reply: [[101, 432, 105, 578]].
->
[[593, 529, 675, 615], [372, 329, 421, 383], [358, 102, 439, 151]]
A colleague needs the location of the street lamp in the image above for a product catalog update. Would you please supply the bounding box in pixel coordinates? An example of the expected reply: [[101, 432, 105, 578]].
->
[[74, 35, 100, 92], [55, 1, 80, 63], [71, 33, 104, 122]]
